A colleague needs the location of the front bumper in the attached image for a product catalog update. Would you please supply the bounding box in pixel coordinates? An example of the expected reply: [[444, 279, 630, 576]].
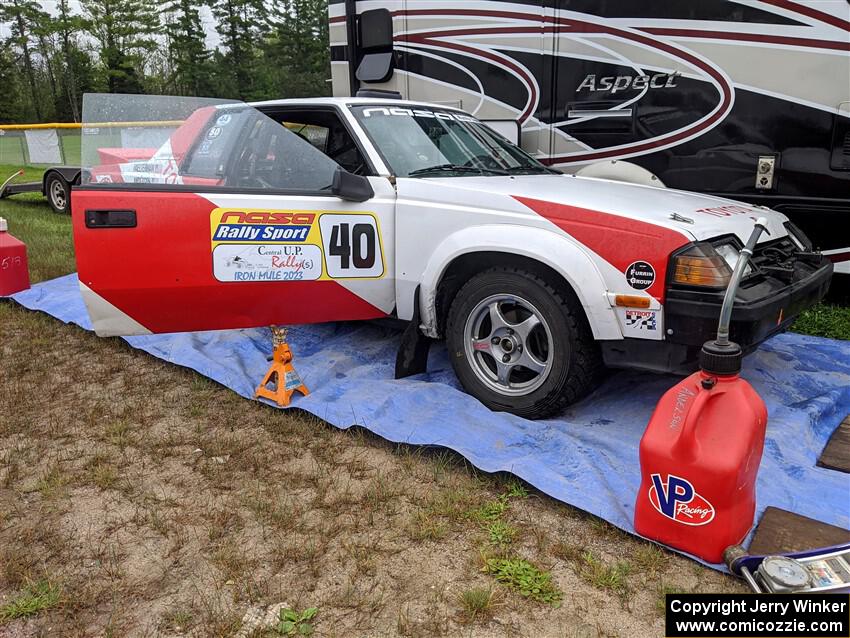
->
[[601, 253, 833, 374]]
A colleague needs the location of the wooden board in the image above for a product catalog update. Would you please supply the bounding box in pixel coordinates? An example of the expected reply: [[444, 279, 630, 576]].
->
[[748, 506, 850, 556], [818, 415, 850, 473]]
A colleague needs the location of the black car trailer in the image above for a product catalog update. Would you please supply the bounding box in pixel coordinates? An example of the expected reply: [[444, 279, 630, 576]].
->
[[0, 166, 81, 215]]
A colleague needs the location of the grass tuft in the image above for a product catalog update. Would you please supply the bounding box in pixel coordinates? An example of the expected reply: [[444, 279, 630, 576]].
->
[[482, 557, 561, 605], [486, 520, 517, 547], [577, 551, 631, 598], [458, 586, 496, 623], [0, 579, 61, 621], [469, 494, 509, 522]]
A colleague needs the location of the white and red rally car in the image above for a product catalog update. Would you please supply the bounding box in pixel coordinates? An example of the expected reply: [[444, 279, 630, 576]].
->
[[73, 96, 832, 418]]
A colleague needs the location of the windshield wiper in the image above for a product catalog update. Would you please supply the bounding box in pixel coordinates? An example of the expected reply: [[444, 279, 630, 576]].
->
[[408, 164, 483, 176], [502, 165, 559, 175]]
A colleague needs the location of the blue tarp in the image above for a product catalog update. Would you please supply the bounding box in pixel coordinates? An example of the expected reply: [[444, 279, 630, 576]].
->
[[9, 274, 850, 568]]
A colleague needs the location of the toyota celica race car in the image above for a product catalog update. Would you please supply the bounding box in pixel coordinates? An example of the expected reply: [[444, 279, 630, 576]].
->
[[72, 95, 833, 419]]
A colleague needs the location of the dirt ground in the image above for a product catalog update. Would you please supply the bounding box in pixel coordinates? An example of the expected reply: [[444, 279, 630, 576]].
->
[[0, 298, 745, 638]]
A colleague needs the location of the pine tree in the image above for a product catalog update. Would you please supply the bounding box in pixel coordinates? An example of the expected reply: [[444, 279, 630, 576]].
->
[[266, 0, 330, 98], [1, 0, 45, 120], [0, 47, 26, 123], [164, 0, 214, 96], [209, 0, 267, 99], [81, 0, 160, 94], [55, 0, 85, 121]]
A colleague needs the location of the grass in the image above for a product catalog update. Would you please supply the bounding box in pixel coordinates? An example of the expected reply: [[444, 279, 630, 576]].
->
[[0, 164, 74, 283], [792, 304, 850, 341], [458, 587, 496, 622], [486, 520, 517, 547], [576, 550, 631, 599], [0, 580, 61, 621]]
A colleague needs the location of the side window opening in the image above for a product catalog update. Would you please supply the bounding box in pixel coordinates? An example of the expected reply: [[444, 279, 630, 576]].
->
[[225, 116, 339, 191], [266, 108, 372, 176]]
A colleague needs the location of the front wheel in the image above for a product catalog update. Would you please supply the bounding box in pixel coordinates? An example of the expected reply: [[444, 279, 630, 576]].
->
[[45, 173, 70, 214], [445, 267, 603, 419]]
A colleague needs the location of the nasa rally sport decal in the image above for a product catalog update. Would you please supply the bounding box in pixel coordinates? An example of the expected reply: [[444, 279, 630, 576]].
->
[[210, 209, 385, 283], [648, 474, 715, 526], [625, 261, 655, 290]]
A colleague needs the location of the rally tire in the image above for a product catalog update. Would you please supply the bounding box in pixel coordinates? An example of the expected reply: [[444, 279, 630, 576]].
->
[[446, 267, 603, 419], [45, 173, 70, 214]]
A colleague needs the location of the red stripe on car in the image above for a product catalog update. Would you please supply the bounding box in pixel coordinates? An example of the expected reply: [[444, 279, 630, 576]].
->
[[514, 196, 690, 302]]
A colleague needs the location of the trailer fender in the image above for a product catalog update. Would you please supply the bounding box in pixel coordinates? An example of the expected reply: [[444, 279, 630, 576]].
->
[[414, 225, 622, 340], [575, 160, 666, 188], [41, 166, 81, 194]]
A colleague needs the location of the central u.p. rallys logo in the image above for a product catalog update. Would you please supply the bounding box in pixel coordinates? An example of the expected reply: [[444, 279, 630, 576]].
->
[[212, 211, 316, 243], [648, 474, 715, 526]]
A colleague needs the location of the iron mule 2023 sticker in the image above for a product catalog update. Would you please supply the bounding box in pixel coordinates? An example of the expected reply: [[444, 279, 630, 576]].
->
[[210, 208, 384, 282]]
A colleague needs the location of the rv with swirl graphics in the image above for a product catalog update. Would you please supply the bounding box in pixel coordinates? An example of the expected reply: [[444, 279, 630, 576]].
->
[[329, 0, 850, 286]]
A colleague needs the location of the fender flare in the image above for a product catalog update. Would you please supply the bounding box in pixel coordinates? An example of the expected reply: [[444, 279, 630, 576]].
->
[[413, 225, 622, 340]]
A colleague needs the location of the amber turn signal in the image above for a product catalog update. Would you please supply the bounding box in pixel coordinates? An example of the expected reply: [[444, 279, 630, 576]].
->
[[672, 243, 732, 287], [614, 294, 651, 308]]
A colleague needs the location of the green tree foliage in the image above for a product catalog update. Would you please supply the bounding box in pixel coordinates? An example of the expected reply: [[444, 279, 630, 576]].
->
[[164, 0, 215, 96], [265, 0, 331, 97], [81, 0, 161, 93], [0, 48, 27, 123], [0, 0, 334, 123], [1, 0, 48, 120], [209, 0, 268, 99]]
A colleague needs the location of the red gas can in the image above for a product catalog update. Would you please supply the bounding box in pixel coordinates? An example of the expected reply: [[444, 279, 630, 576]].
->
[[635, 217, 771, 564], [0, 217, 30, 296], [634, 367, 767, 563]]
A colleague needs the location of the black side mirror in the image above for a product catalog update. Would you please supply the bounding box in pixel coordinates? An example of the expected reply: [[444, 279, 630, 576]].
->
[[331, 167, 373, 202]]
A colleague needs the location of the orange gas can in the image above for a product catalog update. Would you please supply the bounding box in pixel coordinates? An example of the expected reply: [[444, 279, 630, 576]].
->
[[0, 217, 29, 296]]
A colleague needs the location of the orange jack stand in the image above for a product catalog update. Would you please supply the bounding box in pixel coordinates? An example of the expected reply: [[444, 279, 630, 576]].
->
[[254, 326, 309, 407]]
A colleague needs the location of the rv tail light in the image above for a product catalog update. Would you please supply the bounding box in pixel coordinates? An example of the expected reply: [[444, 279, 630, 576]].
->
[[672, 243, 732, 288]]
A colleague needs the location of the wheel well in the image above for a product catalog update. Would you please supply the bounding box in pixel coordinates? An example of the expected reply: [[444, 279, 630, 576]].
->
[[434, 251, 589, 337], [41, 168, 80, 195]]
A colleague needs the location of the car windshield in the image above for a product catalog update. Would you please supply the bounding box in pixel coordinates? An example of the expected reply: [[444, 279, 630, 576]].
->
[[351, 105, 555, 178]]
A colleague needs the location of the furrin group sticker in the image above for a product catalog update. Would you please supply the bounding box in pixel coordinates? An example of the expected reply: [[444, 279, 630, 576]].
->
[[626, 261, 655, 290]]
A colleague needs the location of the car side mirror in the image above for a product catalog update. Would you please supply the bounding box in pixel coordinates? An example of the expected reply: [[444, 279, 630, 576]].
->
[[331, 167, 373, 202]]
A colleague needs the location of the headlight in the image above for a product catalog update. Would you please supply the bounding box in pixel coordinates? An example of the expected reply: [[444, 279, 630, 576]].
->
[[672, 243, 732, 288], [713, 242, 754, 277]]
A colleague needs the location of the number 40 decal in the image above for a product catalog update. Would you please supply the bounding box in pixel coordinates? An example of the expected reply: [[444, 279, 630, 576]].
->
[[319, 214, 384, 279]]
